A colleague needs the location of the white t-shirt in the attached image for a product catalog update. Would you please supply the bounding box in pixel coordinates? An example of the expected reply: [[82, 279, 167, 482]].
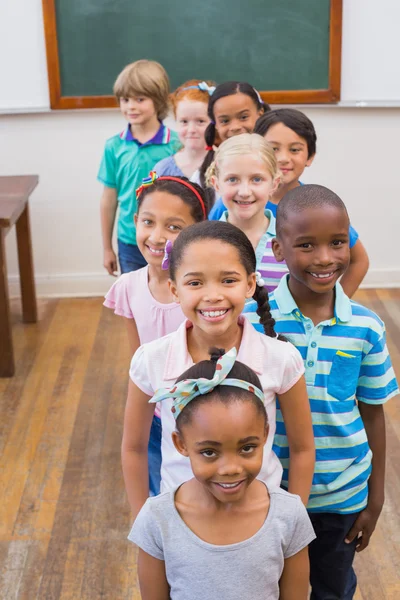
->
[[129, 316, 305, 492], [129, 485, 315, 600]]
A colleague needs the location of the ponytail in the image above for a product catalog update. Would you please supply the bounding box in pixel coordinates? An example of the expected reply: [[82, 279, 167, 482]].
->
[[252, 284, 286, 341], [199, 122, 217, 207]]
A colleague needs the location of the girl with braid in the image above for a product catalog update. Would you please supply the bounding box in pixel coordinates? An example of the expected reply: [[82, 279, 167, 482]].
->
[[199, 81, 270, 208], [207, 132, 289, 293], [122, 220, 314, 520]]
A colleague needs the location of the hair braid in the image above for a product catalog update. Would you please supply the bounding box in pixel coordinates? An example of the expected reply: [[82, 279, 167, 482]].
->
[[199, 122, 217, 207], [252, 285, 286, 341]]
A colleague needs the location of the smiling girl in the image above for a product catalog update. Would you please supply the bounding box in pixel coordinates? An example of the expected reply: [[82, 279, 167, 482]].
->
[[104, 174, 208, 495], [129, 348, 315, 600], [207, 133, 289, 293], [154, 80, 214, 181], [122, 220, 314, 519]]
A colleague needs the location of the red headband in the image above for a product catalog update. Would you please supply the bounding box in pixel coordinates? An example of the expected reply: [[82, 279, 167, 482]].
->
[[136, 171, 207, 219]]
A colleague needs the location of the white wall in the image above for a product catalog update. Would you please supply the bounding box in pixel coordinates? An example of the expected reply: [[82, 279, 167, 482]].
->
[[1, 0, 400, 296], [1, 107, 400, 296]]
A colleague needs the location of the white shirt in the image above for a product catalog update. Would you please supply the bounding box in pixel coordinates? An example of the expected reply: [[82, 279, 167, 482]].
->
[[130, 316, 305, 492]]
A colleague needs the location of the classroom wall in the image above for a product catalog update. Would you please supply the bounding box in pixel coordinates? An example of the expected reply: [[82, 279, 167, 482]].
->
[[1, 107, 399, 297]]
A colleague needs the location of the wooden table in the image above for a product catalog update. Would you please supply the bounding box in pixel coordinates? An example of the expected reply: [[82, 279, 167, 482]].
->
[[0, 175, 38, 376]]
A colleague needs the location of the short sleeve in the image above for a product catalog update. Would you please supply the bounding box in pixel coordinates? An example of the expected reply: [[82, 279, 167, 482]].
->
[[349, 224, 359, 249], [104, 274, 134, 319], [153, 156, 172, 177], [356, 328, 399, 404], [97, 140, 117, 188], [128, 499, 164, 560], [208, 196, 226, 220], [284, 497, 316, 558], [277, 342, 305, 395], [129, 345, 154, 396]]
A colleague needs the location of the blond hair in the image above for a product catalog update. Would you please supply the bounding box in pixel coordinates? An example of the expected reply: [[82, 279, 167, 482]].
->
[[113, 60, 171, 120], [206, 133, 280, 187]]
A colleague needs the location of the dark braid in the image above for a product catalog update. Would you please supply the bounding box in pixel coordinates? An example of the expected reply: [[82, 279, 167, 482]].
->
[[253, 284, 286, 341], [199, 122, 216, 207]]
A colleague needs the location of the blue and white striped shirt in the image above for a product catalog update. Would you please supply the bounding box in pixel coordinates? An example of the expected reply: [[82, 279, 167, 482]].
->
[[244, 275, 398, 514]]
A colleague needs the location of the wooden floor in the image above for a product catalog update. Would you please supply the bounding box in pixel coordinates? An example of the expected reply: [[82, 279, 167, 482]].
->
[[0, 290, 399, 599]]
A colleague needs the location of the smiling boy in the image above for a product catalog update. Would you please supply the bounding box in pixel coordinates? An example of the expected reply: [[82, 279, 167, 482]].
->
[[98, 60, 180, 275], [244, 184, 398, 599]]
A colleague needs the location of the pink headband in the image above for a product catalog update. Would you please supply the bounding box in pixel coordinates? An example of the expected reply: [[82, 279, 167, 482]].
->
[[136, 171, 207, 219]]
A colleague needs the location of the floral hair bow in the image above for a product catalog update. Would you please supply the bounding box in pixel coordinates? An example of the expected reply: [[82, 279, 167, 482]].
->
[[136, 170, 157, 199], [149, 347, 265, 419]]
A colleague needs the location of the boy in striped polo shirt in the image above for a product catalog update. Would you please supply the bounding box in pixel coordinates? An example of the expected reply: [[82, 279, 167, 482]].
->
[[244, 184, 398, 600]]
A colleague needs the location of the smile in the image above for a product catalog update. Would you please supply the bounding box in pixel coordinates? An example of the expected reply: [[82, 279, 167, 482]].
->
[[146, 245, 164, 255], [213, 480, 245, 493], [199, 309, 228, 318], [233, 200, 255, 205], [309, 271, 335, 279]]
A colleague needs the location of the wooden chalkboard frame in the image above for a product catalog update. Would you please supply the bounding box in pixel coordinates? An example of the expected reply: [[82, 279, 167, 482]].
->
[[42, 0, 342, 110]]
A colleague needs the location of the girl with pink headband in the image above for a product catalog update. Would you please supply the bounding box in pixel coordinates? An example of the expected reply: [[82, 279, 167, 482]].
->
[[104, 173, 208, 496]]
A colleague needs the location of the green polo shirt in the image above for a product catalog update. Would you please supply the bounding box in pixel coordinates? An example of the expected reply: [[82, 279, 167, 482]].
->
[[98, 123, 180, 245]]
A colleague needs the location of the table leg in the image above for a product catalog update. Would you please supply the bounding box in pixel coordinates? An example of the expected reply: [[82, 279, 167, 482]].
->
[[0, 230, 15, 376], [16, 203, 37, 323]]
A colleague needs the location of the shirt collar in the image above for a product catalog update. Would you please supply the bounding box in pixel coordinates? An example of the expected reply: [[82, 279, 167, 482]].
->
[[274, 274, 352, 323], [163, 316, 265, 380], [220, 208, 276, 234], [120, 122, 169, 146]]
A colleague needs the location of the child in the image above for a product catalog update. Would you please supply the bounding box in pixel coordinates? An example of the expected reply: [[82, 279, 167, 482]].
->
[[256, 109, 369, 296], [122, 220, 315, 520], [104, 174, 208, 496], [244, 184, 399, 599], [207, 133, 288, 293], [153, 80, 215, 181], [98, 60, 180, 276], [210, 109, 369, 296], [129, 348, 316, 600], [199, 81, 269, 205]]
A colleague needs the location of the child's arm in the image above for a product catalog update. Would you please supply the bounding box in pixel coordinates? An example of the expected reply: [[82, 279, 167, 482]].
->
[[340, 239, 369, 297], [278, 377, 315, 505], [121, 379, 155, 519], [279, 548, 310, 600], [345, 403, 386, 552], [137, 550, 170, 600], [100, 185, 118, 276], [124, 317, 140, 356]]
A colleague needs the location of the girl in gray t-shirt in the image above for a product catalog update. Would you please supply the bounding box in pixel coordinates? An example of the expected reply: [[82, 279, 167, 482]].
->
[[129, 348, 315, 600]]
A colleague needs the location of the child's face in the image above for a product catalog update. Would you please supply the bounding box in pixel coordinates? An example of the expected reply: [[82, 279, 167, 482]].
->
[[214, 154, 278, 223], [214, 93, 263, 142], [119, 95, 157, 127], [173, 399, 267, 504], [272, 205, 350, 297], [134, 191, 197, 267], [169, 240, 256, 338], [176, 100, 210, 151], [264, 123, 314, 188]]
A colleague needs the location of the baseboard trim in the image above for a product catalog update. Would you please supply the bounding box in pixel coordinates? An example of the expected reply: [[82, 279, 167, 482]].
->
[[7, 268, 400, 298]]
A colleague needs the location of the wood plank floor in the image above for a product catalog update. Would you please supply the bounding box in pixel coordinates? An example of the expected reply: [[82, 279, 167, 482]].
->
[[0, 290, 399, 599]]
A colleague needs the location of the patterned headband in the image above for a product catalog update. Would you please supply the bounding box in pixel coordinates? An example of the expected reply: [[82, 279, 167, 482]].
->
[[181, 81, 216, 96], [135, 171, 207, 218], [149, 347, 265, 419]]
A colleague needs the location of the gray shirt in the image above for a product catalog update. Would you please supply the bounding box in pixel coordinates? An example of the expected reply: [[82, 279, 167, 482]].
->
[[129, 485, 315, 599]]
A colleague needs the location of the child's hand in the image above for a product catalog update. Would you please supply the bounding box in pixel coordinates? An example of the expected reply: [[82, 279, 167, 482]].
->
[[344, 505, 382, 552], [104, 248, 118, 276]]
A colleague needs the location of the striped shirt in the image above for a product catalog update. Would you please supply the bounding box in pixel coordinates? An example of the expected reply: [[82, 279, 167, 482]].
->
[[244, 275, 399, 514], [220, 209, 289, 293]]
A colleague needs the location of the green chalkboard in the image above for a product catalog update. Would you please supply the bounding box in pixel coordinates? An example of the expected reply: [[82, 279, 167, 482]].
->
[[44, 0, 342, 109]]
